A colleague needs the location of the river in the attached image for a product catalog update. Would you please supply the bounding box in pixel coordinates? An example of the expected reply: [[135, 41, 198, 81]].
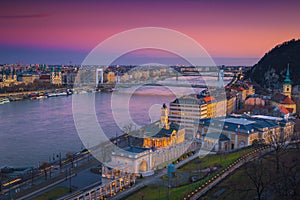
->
[[0, 76, 231, 167]]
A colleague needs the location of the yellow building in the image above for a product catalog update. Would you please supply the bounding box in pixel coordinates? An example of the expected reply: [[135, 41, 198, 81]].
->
[[204, 96, 216, 118], [226, 92, 236, 115], [0, 70, 19, 88], [51, 67, 62, 85], [107, 72, 115, 83], [215, 98, 227, 117], [270, 66, 296, 114], [103, 71, 115, 83], [143, 104, 184, 149], [21, 74, 39, 85], [143, 123, 185, 149], [109, 104, 187, 175]]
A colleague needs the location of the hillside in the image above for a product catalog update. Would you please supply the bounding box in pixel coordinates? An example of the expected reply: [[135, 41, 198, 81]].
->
[[247, 39, 300, 89]]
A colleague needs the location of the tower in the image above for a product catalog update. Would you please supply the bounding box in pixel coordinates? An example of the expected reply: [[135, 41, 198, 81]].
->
[[96, 68, 104, 87], [51, 67, 55, 83], [218, 69, 224, 88], [57, 66, 62, 83], [160, 103, 169, 129], [283, 65, 292, 98], [51, 67, 62, 85]]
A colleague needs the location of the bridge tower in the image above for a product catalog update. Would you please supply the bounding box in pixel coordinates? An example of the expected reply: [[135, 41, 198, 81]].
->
[[96, 68, 104, 87], [217, 69, 224, 88]]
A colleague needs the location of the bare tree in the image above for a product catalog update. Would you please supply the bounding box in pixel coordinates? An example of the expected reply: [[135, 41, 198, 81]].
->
[[271, 153, 300, 200], [122, 123, 135, 134], [244, 159, 270, 200], [267, 127, 290, 172], [123, 123, 136, 146]]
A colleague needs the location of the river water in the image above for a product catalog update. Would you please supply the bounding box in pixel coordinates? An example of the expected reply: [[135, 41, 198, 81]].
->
[[0, 76, 231, 167]]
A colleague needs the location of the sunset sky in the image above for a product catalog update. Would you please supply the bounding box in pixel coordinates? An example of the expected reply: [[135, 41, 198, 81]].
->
[[0, 0, 299, 65]]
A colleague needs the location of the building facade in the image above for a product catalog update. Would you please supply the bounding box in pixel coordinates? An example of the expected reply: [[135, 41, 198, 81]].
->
[[195, 114, 294, 152], [51, 67, 62, 85], [109, 104, 188, 176], [270, 65, 297, 114], [0, 70, 19, 88], [169, 95, 207, 132]]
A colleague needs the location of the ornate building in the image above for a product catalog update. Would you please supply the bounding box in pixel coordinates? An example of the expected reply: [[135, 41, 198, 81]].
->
[[0, 69, 19, 88], [109, 104, 188, 176], [283, 65, 292, 98], [195, 114, 295, 152], [270, 65, 296, 114], [51, 67, 62, 85]]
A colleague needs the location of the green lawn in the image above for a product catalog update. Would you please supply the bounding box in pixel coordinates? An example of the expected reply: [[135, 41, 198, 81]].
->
[[177, 147, 253, 172], [125, 185, 168, 200], [32, 186, 69, 200]]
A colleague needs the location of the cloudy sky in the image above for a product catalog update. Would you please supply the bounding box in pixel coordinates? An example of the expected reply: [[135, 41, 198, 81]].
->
[[0, 0, 299, 65]]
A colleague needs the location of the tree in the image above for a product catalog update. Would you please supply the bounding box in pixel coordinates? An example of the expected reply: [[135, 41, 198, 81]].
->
[[267, 127, 290, 172], [123, 123, 135, 146], [123, 123, 135, 134], [270, 152, 299, 200], [244, 159, 270, 200]]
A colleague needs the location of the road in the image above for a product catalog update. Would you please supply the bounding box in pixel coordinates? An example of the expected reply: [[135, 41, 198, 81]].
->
[[0, 153, 98, 200]]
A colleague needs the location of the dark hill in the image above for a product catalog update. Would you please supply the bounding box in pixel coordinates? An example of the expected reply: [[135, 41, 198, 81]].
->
[[247, 39, 300, 89]]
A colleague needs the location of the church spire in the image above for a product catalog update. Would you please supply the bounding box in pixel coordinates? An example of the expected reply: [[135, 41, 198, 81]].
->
[[284, 64, 291, 84], [283, 64, 292, 98]]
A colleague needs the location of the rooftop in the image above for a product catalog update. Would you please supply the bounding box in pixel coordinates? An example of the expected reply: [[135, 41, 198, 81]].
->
[[220, 117, 256, 125], [251, 115, 283, 121], [143, 123, 180, 138], [196, 114, 291, 135]]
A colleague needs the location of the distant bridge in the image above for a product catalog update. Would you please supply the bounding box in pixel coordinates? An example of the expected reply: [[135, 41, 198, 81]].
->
[[96, 71, 237, 89], [179, 71, 234, 77], [101, 82, 212, 89]]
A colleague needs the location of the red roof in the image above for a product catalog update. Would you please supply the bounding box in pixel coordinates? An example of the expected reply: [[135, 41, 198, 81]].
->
[[286, 108, 294, 113], [281, 96, 295, 104], [203, 96, 215, 103], [232, 87, 245, 91], [272, 92, 295, 105], [277, 105, 290, 115]]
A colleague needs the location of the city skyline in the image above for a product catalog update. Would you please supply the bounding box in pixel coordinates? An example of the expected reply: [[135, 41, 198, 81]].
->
[[0, 0, 300, 65]]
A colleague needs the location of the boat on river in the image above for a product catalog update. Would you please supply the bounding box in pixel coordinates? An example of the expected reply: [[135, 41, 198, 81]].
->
[[0, 98, 10, 104]]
